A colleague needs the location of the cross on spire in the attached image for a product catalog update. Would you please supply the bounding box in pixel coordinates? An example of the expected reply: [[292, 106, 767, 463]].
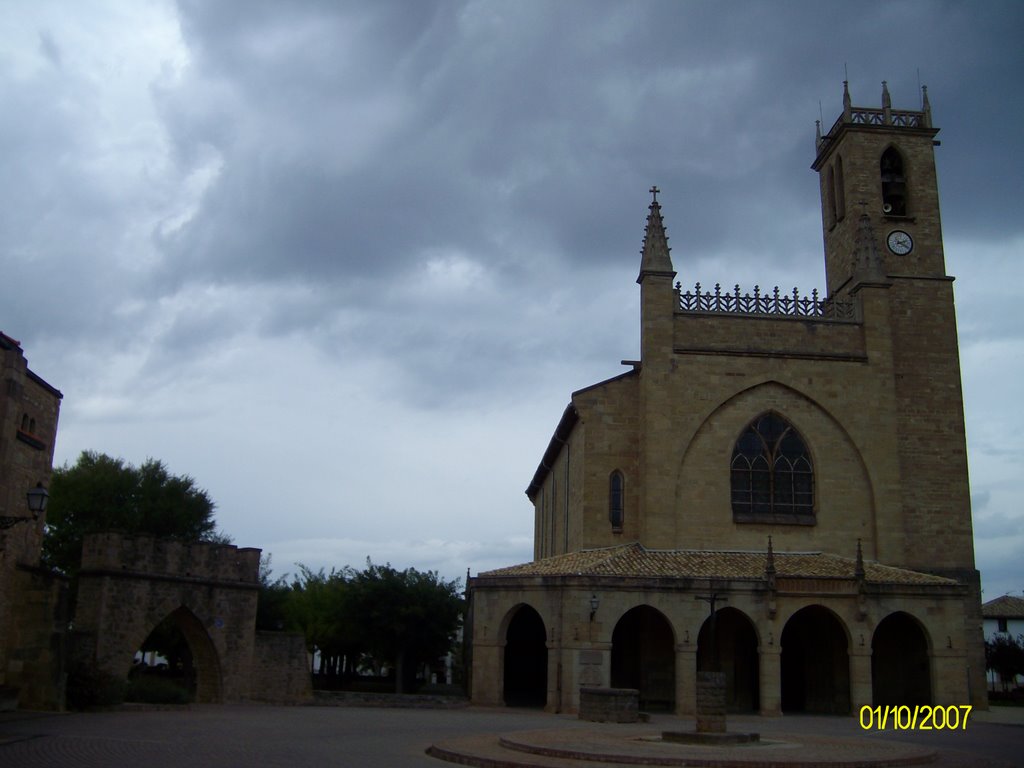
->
[[649, 185, 660, 204]]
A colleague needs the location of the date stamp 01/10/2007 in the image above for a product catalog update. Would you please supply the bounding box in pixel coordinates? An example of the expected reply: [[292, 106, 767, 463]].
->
[[859, 705, 972, 730]]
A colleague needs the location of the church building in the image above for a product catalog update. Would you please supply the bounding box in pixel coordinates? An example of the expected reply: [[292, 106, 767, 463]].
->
[[467, 82, 985, 715]]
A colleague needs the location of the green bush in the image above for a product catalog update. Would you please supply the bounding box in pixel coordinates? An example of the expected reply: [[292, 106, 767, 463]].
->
[[125, 676, 191, 705], [65, 665, 125, 710]]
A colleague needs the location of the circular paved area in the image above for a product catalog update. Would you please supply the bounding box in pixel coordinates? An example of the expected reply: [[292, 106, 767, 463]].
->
[[0, 706, 1019, 768], [431, 727, 936, 767]]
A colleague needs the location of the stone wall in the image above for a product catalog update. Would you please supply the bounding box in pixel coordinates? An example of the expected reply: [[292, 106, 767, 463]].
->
[[578, 687, 639, 723], [251, 631, 312, 704]]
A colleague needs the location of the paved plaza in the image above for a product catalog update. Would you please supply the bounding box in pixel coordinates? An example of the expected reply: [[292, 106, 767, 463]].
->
[[0, 704, 1021, 767]]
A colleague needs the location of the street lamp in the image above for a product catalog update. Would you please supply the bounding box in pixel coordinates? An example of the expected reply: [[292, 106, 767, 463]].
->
[[589, 594, 600, 622], [26, 482, 48, 515], [0, 482, 47, 530]]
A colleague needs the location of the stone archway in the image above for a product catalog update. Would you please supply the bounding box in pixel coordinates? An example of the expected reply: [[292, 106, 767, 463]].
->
[[611, 605, 675, 711], [73, 533, 264, 704], [872, 612, 931, 705], [503, 605, 547, 707], [130, 605, 224, 703], [781, 605, 850, 714], [696, 607, 759, 713]]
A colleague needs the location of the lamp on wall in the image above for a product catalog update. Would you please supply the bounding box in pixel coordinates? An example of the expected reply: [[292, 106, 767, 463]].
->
[[1, 482, 48, 530], [26, 482, 49, 515], [589, 594, 600, 621]]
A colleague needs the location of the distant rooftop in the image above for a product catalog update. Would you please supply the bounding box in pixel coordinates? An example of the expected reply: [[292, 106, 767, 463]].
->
[[982, 594, 1024, 619]]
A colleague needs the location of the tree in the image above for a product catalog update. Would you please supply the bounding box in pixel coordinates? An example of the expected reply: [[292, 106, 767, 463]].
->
[[42, 450, 230, 578], [255, 554, 292, 632], [985, 633, 1024, 692], [345, 560, 463, 693], [285, 564, 356, 678]]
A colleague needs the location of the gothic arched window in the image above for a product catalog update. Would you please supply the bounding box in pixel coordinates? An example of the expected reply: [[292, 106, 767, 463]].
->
[[880, 147, 907, 216], [609, 471, 624, 532], [731, 412, 814, 524]]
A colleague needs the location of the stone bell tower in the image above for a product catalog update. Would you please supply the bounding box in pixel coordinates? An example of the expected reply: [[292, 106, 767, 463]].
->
[[812, 80, 975, 575], [814, 82, 983, 701], [813, 80, 947, 296]]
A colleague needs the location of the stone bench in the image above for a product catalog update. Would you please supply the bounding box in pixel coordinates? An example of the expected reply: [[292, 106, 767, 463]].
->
[[578, 687, 639, 723]]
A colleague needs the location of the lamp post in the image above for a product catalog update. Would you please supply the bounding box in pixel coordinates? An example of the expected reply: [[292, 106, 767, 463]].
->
[[0, 482, 48, 530]]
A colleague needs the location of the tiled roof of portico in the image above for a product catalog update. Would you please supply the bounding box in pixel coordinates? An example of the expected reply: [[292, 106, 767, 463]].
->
[[478, 542, 955, 585]]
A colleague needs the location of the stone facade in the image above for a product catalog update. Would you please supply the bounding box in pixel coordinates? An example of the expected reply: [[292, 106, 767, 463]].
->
[[469, 82, 985, 716], [0, 332, 65, 710]]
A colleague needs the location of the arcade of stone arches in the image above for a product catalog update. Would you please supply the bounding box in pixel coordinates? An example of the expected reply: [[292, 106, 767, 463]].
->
[[498, 601, 932, 715]]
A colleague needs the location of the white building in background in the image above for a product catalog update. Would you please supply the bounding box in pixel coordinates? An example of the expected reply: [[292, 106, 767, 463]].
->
[[982, 595, 1024, 690]]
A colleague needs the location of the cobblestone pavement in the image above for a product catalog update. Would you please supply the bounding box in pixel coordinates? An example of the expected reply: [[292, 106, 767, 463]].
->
[[0, 705, 1020, 768]]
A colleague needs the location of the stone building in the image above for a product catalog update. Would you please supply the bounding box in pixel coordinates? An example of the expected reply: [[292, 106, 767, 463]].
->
[[467, 82, 986, 715], [0, 332, 65, 709]]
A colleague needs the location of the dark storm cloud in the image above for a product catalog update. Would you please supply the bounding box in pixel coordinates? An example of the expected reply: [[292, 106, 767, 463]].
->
[[2, 0, 1021, 590], [153, 1, 1024, 307], [69, 0, 1008, 418]]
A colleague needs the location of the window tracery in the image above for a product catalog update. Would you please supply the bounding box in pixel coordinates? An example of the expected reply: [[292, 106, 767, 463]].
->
[[731, 412, 814, 524]]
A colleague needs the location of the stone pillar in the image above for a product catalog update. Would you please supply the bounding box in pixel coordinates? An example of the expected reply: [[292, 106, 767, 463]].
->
[[758, 643, 782, 716], [931, 646, 969, 706], [675, 645, 697, 715], [696, 671, 727, 733], [470, 641, 502, 707], [849, 642, 873, 713]]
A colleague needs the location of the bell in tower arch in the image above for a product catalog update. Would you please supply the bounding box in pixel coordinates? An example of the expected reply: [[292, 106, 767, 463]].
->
[[880, 146, 907, 216]]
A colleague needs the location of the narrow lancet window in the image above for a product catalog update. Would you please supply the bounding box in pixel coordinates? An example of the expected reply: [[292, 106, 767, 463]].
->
[[609, 471, 624, 532]]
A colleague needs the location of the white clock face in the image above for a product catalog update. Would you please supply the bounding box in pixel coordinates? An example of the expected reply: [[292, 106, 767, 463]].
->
[[887, 230, 913, 255]]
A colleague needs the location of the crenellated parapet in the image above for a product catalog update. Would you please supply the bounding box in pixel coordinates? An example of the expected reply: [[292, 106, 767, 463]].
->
[[80, 532, 261, 586]]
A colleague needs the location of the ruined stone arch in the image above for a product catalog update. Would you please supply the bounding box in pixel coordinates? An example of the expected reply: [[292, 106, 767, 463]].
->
[[72, 533, 263, 704], [128, 604, 224, 703]]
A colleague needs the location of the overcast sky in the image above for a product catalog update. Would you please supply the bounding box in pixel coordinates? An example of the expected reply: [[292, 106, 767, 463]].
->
[[3, 1, 1021, 599]]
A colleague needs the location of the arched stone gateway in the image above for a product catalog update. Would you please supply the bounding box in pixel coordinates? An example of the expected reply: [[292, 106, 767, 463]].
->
[[131, 606, 223, 703], [72, 532, 310, 704], [610, 605, 674, 711], [872, 611, 932, 706], [781, 605, 850, 714], [503, 604, 547, 707], [697, 607, 759, 713]]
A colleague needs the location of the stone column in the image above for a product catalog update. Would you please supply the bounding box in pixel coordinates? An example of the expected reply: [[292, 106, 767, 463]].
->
[[758, 643, 782, 716], [675, 645, 697, 716], [931, 646, 969, 706], [470, 641, 502, 706], [849, 641, 873, 713]]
